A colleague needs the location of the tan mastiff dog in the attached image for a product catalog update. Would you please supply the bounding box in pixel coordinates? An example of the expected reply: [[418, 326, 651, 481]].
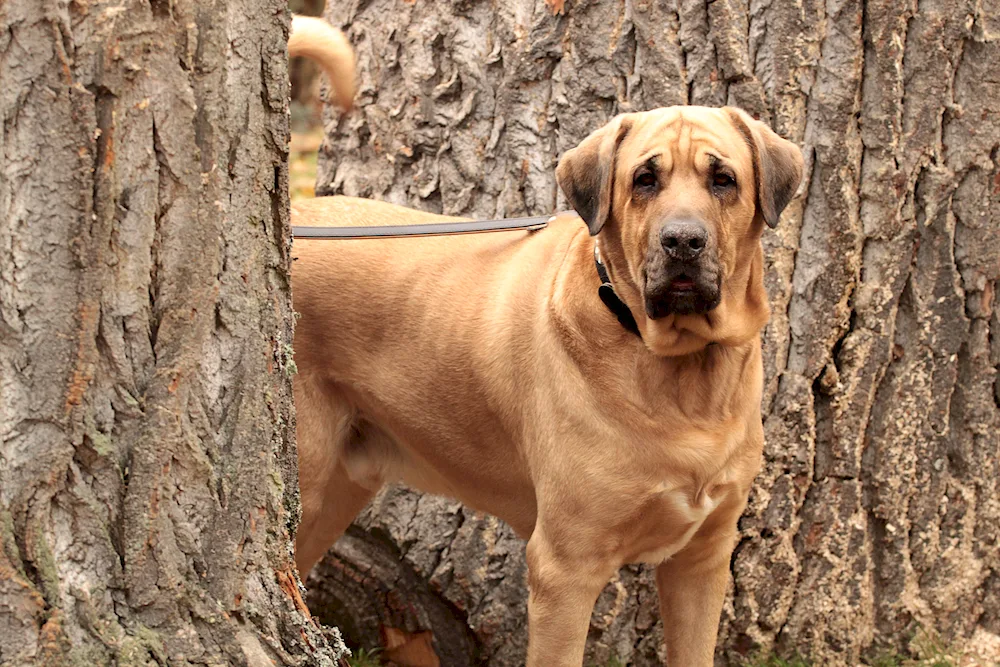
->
[[290, 99, 802, 663]]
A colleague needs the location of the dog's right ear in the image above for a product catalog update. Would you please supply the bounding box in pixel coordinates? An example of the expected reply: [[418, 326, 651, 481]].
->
[[556, 114, 634, 236]]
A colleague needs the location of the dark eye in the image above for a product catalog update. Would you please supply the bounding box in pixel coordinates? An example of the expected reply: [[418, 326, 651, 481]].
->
[[712, 172, 736, 189], [633, 171, 657, 191]]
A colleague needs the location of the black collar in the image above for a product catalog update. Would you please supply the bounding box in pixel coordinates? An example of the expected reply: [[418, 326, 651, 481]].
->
[[594, 245, 641, 338]]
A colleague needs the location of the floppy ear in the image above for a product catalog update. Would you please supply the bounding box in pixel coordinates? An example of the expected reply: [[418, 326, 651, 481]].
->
[[725, 107, 804, 229], [556, 114, 634, 236]]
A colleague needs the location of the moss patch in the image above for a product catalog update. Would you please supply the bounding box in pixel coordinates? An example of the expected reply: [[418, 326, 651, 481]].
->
[[117, 624, 167, 666]]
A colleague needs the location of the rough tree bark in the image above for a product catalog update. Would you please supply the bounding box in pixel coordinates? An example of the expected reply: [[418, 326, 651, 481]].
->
[[309, 0, 1000, 664], [0, 1, 345, 665]]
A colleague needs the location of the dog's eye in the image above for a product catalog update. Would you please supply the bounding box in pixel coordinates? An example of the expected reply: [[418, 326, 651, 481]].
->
[[712, 173, 736, 189], [633, 171, 657, 190]]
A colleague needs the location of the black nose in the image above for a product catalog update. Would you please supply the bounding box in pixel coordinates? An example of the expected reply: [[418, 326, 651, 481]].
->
[[660, 220, 708, 260]]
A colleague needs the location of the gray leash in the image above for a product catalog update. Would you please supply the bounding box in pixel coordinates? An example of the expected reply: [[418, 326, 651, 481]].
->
[[291, 214, 559, 239]]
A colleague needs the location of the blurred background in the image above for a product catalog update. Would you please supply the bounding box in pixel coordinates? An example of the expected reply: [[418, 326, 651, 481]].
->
[[289, 0, 328, 201]]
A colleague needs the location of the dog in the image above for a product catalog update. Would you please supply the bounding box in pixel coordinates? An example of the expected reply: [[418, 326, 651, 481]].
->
[[288, 19, 804, 667]]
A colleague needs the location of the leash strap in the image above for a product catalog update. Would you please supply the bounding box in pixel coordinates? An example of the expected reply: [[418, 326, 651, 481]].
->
[[594, 245, 642, 339], [292, 214, 554, 239]]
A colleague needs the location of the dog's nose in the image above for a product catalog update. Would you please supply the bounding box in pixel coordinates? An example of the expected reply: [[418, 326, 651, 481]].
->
[[660, 220, 708, 260]]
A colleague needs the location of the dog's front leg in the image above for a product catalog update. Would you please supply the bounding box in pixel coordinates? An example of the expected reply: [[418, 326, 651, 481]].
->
[[524, 528, 614, 667], [655, 526, 737, 666]]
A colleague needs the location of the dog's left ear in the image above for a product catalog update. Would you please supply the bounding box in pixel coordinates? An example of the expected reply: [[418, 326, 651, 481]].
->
[[725, 107, 804, 229], [556, 114, 634, 236]]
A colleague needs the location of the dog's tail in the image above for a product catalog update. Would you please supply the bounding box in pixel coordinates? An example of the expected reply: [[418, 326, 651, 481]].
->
[[289, 15, 355, 111]]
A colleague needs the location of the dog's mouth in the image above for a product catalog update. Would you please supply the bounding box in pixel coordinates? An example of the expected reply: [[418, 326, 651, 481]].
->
[[644, 269, 721, 319], [668, 274, 696, 292]]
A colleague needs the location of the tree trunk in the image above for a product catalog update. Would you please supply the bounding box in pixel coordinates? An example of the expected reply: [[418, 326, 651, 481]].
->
[[311, 0, 1000, 664], [0, 1, 345, 665]]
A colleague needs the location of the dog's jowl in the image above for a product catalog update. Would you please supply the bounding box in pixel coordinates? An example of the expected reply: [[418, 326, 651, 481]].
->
[[291, 100, 803, 666]]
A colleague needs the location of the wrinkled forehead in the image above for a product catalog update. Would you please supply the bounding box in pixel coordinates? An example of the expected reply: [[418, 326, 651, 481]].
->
[[621, 107, 752, 173]]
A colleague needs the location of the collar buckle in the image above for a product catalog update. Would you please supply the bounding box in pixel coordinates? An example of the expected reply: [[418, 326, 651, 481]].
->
[[594, 245, 641, 339]]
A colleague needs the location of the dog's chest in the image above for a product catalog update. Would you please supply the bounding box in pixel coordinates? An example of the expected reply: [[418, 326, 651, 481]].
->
[[613, 424, 749, 565], [626, 483, 725, 564]]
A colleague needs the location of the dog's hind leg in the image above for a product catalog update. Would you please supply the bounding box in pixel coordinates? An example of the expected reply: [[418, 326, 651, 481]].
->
[[295, 459, 376, 576], [293, 377, 388, 576]]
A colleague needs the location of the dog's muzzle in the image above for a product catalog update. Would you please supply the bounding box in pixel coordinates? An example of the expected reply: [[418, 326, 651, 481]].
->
[[644, 220, 722, 319]]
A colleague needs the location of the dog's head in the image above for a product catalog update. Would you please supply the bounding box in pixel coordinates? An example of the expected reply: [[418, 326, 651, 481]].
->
[[556, 106, 803, 355]]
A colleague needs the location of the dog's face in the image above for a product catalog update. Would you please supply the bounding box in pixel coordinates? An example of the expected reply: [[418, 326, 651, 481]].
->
[[557, 106, 803, 355]]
